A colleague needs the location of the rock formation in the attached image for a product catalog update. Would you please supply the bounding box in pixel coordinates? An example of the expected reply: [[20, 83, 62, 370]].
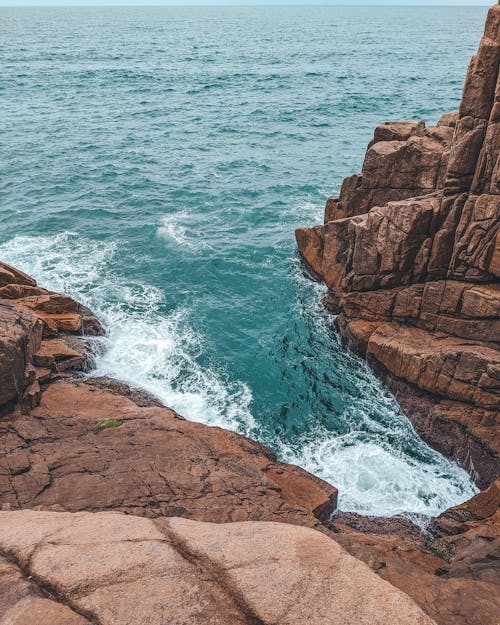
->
[[293, 6, 500, 624], [296, 3, 500, 491], [0, 380, 336, 526], [0, 260, 104, 414]]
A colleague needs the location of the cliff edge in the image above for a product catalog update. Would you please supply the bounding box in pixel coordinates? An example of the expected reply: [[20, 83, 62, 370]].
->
[[296, 3, 500, 490]]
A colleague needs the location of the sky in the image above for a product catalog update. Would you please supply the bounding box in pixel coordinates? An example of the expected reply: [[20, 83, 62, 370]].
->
[[0, 0, 492, 5]]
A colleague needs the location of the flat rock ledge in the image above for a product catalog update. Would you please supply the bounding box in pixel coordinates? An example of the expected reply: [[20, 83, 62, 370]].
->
[[0, 509, 435, 625]]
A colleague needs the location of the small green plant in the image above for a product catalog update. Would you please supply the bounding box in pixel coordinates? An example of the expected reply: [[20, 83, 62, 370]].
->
[[97, 419, 124, 430]]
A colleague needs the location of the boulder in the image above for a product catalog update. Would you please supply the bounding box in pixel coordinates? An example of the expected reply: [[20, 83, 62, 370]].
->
[[0, 509, 436, 625]]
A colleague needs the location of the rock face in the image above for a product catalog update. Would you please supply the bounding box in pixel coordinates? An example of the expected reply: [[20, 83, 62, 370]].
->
[[0, 509, 436, 625], [0, 261, 104, 414], [296, 3, 500, 489], [294, 8, 500, 624]]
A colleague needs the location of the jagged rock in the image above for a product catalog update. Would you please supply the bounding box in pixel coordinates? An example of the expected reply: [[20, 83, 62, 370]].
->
[[296, 3, 500, 492], [449, 193, 499, 280], [366, 323, 499, 409], [0, 304, 42, 409], [0, 262, 36, 289], [0, 509, 436, 625], [333, 523, 500, 625], [321, 121, 453, 221], [295, 13, 500, 622], [438, 110, 459, 128], [0, 267, 104, 413]]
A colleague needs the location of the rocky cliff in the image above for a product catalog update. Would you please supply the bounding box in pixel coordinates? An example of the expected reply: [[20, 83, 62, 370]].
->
[[293, 5, 500, 623], [296, 3, 500, 491]]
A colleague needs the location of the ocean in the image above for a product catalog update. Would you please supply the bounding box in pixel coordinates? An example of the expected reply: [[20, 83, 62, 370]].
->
[[0, 5, 486, 517]]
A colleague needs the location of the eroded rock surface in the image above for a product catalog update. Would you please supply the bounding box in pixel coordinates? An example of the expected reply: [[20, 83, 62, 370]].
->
[[0, 381, 337, 526], [0, 509, 436, 625], [0, 261, 104, 415]]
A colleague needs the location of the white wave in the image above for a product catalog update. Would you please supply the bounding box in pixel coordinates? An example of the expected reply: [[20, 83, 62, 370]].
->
[[0, 233, 254, 431], [157, 211, 211, 252], [283, 260, 478, 517], [280, 432, 477, 518], [279, 199, 324, 225]]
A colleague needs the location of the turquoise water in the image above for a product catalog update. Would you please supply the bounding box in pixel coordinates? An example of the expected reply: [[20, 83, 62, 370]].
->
[[1, 6, 484, 517]]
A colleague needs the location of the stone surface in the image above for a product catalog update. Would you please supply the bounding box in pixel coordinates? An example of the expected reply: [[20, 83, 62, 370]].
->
[[333, 523, 500, 625], [0, 8, 498, 625], [0, 304, 42, 410], [320, 122, 453, 222], [0, 380, 337, 525], [0, 555, 88, 625], [0, 267, 104, 413], [0, 509, 436, 625]]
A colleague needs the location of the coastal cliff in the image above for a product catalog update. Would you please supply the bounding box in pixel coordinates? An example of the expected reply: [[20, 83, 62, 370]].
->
[[0, 6, 498, 625], [296, 3, 500, 491], [294, 4, 499, 623]]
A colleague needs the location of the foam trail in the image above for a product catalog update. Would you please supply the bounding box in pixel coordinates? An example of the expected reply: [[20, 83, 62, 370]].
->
[[157, 211, 211, 252], [0, 233, 254, 431], [280, 263, 479, 517]]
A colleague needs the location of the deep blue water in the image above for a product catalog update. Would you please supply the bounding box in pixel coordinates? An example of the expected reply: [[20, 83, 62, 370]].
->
[[0, 6, 486, 516]]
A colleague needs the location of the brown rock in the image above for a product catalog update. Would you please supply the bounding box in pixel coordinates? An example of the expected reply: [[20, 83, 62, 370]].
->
[[334, 527, 500, 625], [0, 304, 42, 409], [438, 111, 459, 128], [321, 195, 438, 291], [0, 555, 88, 625], [0, 381, 337, 525], [449, 193, 499, 280], [459, 5, 500, 121], [295, 4, 500, 497], [33, 338, 84, 368], [0, 262, 37, 288], [294, 225, 324, 279], [367, 323, 500, 410], [372, 120, 425, 143]]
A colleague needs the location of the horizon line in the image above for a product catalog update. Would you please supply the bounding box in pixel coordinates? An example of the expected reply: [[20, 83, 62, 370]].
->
[[0, 3, 491, 6]]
